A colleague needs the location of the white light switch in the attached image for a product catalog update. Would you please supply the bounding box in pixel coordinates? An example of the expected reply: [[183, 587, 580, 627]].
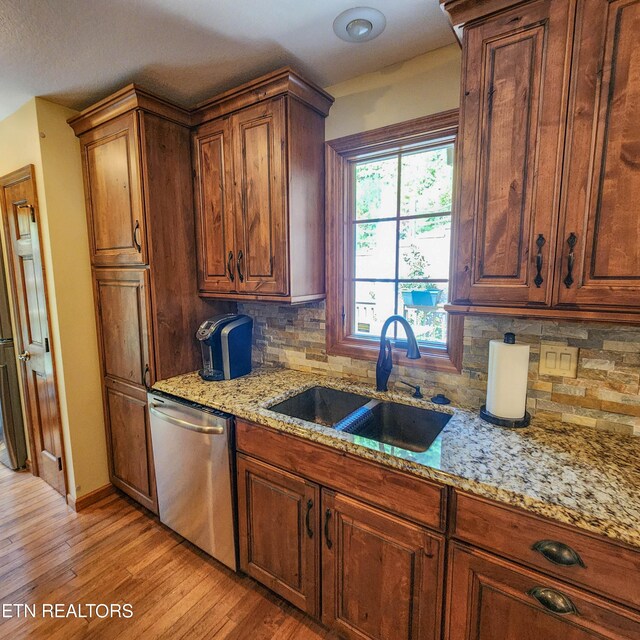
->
[[539, 344, 579, 378]]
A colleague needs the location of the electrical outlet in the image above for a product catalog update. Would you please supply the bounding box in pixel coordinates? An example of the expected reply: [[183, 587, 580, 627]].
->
[[538, 344, 579, 378]]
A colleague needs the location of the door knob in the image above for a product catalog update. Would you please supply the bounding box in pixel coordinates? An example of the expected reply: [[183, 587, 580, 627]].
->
[[18, 351, 31, 362]]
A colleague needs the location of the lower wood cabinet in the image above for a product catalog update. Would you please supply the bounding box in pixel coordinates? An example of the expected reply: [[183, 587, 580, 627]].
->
[[236, 454, 319, 616], [103, 377, 157, 513], [236, 452, 444, 640], [445, 544, 640, 640], [322, 490, 443, 640]]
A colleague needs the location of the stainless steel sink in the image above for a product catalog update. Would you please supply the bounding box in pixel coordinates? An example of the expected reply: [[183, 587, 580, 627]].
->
[[268, 386, 373, 427], [347, 401, 452, 453]]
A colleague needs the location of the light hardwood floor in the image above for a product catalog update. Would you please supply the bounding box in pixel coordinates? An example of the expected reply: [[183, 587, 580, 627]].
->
[[0, 465, 335, 639]]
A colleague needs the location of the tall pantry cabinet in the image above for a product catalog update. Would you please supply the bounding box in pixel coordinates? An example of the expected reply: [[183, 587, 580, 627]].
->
[[69, 86, 232, 512]]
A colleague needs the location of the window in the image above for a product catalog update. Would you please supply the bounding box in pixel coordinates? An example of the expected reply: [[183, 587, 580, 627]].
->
[[326, 111, 463, 372]]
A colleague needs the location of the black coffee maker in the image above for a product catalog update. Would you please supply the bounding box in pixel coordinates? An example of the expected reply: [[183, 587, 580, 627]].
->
[[196, 314, 253, 381]]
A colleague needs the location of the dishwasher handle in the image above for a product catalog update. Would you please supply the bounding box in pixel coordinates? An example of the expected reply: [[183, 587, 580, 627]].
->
[[149, 404, 225, 435]]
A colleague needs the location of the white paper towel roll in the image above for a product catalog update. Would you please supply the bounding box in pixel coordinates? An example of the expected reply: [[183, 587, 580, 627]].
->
[[486, 334, 530, 419]]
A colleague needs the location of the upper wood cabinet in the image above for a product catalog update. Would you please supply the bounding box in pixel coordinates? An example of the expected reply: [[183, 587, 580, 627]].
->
[[554, 0, 640, 311], [192, 69, 333, 303], [192, 117, 236, 294], [79, 111, 146, 266], [452, 0, 573, 307], [443, 0, 640, 322]]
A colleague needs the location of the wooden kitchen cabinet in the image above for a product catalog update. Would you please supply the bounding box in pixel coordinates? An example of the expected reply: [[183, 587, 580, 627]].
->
[[445, 543, 640, 640], [322, 490, 444, 640], [554, 0, 640, 311], [79, 111, 146, 267], [192, 69, 333, 303], [103, 378, 156, 512], [93, 268, 153, 388], [192, 116, 236, 294], [450, 0, 573, 308], [443, 0, 640, 322], [236, 420, 640, 638], [236, 454, 320, 617], [236, 420, 445, 640], [70, 87, 232, 513]]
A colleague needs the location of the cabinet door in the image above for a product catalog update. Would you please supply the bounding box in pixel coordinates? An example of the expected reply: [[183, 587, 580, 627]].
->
[[103, 377, 157, 513], [321, 490, 444, 640], [451, 0, 573, 306], [236, 454, 320, 616], [232, 97, 288, 295], [446, 544, 640, 640], [93, 268, 154, 388], [192, 117, 237, 294], [555, 0, 640, 309], [80, 112, 147, 266]]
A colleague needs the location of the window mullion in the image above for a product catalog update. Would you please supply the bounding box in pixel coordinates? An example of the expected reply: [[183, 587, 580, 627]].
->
[[393, 153, 402, 340]]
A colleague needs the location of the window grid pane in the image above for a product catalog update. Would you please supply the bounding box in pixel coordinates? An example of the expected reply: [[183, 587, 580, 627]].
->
[[351, 143, 453, 346]]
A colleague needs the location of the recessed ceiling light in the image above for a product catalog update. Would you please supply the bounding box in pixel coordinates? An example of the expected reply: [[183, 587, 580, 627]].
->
[[333, 7, 386, 43]]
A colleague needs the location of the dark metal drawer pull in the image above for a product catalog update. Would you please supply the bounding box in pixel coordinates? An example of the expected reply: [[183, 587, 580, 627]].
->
[[227, 251, 235, 282], [563, 232, 577, 288], [237, 250, 245, 283], [534, 233, 545, 288], [305, 499, 314, 539], [532, 540, 585, 567], [528, 587, 578, 615], [324, 508, 332, 549], [133, 220, 142, 252]]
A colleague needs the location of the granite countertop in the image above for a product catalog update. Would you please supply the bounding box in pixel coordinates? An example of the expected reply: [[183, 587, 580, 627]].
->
[[153, 367, 640, 550]]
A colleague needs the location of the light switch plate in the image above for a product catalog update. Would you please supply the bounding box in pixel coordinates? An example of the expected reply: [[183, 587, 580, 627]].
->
[[539, 344, 579, 378]]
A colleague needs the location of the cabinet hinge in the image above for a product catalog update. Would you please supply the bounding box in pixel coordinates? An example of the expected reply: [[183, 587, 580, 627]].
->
[[57, 457, 63, 471], [44, 337, 50, 353]]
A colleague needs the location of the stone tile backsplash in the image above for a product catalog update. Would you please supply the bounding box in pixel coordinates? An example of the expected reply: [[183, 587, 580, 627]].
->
[[238, 301, 640, 435]]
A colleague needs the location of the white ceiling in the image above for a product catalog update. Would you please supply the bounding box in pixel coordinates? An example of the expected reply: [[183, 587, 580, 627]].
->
[[0, 0, 455, 120]]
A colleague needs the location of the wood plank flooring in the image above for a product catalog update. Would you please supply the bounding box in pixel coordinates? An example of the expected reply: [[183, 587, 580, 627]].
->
[[0, 465, 335, 639]]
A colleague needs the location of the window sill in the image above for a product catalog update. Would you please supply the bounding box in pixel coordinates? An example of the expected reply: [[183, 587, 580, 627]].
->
[[327, 320, 463, 374]]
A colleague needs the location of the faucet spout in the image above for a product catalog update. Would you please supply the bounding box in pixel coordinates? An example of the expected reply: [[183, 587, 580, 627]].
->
[[376, 315, 421, 392]]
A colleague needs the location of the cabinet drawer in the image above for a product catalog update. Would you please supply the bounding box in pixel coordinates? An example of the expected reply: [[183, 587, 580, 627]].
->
[[452, 491, 640, 610], [236, 420, 446, 532], [446, 543, 640, 640]]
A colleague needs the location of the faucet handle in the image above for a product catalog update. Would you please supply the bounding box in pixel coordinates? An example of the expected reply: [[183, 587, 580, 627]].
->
[[399, 380, 423, 399]]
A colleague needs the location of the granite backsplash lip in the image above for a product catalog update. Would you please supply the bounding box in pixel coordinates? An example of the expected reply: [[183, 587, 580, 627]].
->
[[153, 366, 640, 550]]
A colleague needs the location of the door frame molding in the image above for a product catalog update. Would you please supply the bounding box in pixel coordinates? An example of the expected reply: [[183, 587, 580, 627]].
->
[[0, 164, 67, 494]]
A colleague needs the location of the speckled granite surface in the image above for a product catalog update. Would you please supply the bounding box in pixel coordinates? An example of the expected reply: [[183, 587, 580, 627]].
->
[[153, 367, 640, 549]]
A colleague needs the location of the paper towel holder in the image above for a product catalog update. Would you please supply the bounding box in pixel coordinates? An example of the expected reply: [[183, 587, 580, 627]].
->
[[479, 405, 531, 428], [480, 332, 531, 428]]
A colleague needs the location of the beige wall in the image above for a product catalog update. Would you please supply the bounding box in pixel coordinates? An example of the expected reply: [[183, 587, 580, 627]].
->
[[0, 98, 108, 500], [324, 44, 461, 140], [34, 99, 109, 499]]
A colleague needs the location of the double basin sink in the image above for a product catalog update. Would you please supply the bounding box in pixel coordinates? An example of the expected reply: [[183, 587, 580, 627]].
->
[[268, 386, 451, 454]]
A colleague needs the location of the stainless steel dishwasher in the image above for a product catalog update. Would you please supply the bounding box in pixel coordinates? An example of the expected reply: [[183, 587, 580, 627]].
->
[[148, 391, 237, 571]]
